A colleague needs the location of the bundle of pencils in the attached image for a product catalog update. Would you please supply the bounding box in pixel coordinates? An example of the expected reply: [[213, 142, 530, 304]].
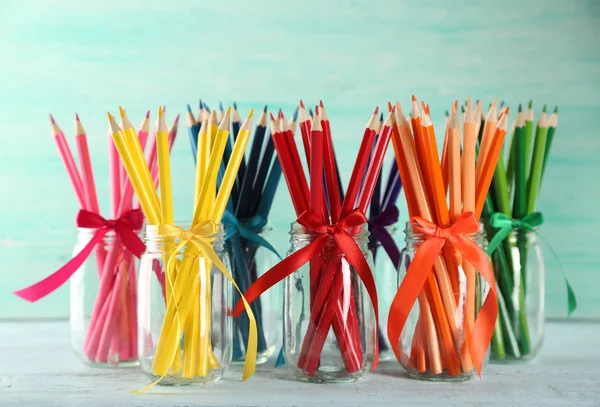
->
[[387, 96, 505, 378], [109, 105, 256, 382], [482, 102, 574, 360], [186, 102, 289, 361], [234, 100, 390, 376]]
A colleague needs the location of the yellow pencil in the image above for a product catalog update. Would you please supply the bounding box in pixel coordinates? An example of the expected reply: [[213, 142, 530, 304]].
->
[[108, 113, 160, 224]]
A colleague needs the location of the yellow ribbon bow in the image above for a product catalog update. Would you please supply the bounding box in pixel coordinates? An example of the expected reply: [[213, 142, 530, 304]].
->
[[136, 222, 256, 392]]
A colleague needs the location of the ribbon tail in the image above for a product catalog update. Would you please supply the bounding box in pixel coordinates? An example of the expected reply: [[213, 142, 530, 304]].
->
[[232, 238, 326, 317], [530, 229, 577, 315], [14, 229, 108, 302], [387, 238, 443, 365], [274, 347, 285, 367], [373, 227, 401, 269], [334, 231, 381, 370], [193, 239, 257, 381], [455, 236, 498, 376], [115, 223, 146, 258], [238, 229, 282, 260], [486, 226, 512, 256]]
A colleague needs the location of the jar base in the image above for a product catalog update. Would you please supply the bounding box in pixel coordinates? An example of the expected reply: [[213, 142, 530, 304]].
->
[[291, 365, 366, 383], [490, 352, 540, 364], [231, 347, 274, 366], [378, 349, 395, 362], [78, 357, 139, 369], [404, 368, 477, 382], [142, 370, 224, 386]]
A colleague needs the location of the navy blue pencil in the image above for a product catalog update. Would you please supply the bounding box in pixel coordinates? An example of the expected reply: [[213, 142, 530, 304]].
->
[[236, 106, 268, 218], [248, 113, 277, 215], [381, 160, 399, 210]]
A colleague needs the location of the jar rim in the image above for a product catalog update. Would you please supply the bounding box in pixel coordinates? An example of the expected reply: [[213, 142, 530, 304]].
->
[[288, 221, 370, 238], [144, 222, 226, 239]]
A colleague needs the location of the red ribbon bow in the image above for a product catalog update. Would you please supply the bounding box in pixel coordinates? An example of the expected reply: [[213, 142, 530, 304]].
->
[[14, 209, 145, 302], [232, 208, 380, 370], [387, 212, 497, 376]]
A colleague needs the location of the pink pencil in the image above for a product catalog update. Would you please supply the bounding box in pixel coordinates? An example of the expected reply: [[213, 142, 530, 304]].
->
[[138, 110, 151, 152], [108, 125, 121, 219], [50, 115, 85, 208]]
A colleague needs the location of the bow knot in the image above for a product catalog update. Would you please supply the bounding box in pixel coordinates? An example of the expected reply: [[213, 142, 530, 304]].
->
[[15, 209, 146, 303], [222, 211, 281, 259]]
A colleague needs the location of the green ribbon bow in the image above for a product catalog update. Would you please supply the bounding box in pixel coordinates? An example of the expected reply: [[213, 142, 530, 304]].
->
[[486, 212, 577, 315]]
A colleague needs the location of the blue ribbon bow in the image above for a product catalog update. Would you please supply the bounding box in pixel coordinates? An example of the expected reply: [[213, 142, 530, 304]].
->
[[222, 211, 281, 259]]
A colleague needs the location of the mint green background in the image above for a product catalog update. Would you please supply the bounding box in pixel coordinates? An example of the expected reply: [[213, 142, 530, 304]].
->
[[1, 0, 598, 319]]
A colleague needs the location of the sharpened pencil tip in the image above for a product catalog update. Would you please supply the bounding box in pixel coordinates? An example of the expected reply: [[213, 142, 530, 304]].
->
[[145, 110, 150, 119], [163, 106, 166, 113], [219, 102, 224, 112], [387, 101, 393, 112], [379, 112, 383, 121], [504, 107, 510, 115], [233, 101, 238, 109], [309, 108, 314, 117], [412, 95, 417, 102], [199, 99, 203, 109], [299, 100, 305, 108], [174, 113, 180, 123], [225, 106, 231, 116], [278, 108, 284, 118], [374, 106, 379, 115], [75, 113, 80, 121], [319, 100, 324, 107], [269, 112, 276, 122], [315, 106, 320, 115], [554, 106, 558, 113], [203, 103, 209, 111], [158, 106, 163, 117], [107, 112, 114, 121], [248, 108, 254, 118], [187, 104, 192, 113], [293, 107, 299, 121], [263, 105, 267, 113], [445, 110, 449, 117], [542, 104, 547, 113], [528, 100, 533, 109], [49, 113, 55, 124], [119, 106, 126, 118], [518, 103, 522, 112]]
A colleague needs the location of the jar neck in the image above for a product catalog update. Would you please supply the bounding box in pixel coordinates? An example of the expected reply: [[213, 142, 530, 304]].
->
[[403, 221, 486, 247], [288, 222, 370, 252], [143, 223, 226, 254], [77, 228, 115, 246]]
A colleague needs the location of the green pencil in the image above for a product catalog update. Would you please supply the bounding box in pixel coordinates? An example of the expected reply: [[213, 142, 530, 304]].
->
[[523, 100, 535, 178], [541, 107, 558, 182], [526, 106, 549, 214]]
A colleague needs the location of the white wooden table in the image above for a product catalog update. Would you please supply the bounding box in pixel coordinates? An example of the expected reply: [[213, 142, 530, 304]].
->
[[0, 321, 598, 406]]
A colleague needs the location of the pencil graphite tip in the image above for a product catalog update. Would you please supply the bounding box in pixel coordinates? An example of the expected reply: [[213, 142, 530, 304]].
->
[[187, 104, 192, 113], [49, 113, 55, 124], [309, 108, 314, 117], [387, 101, 393, 112], [199, 99, 203, 109], [174, 113, 180, 123], [219, 102, 224, 112], [319, 100, 324, 107], [554, 106, 558, 113], [315, 106, 320, 115], [445, 110, 450, 117], [374, 106, 379, 115], [542, 104, 547, 113], [203, 103, 210, 111], [293, 107, 299, 121], [412, 95, 417, 102], [528, 100, 533, 109], [248, 108, 254, 118], [145, 110, 150, 119], [107, 112, 114, 122], [299, 99, 305, 108], [269, 112, 276, 122], [75, 113, 80, 121], [278, 108, 284, 118], [158, 106, 164, 117], [233, 101, 238, 109], [263, 105, 268, 113], [163, 105, 166, 113], [225, 106, 231, 116], [518, 103, 522, 112], [379, 112, 383, 121], [119, 106, 126, 118]]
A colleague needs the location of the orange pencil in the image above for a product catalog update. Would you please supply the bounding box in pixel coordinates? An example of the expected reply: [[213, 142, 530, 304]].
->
[[475, 110, 510, 218], [476, 100, 498, 180]]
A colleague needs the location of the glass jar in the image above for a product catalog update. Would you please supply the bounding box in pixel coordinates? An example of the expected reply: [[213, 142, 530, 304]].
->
[[368, 225, 398, 362], [284, 223, 376, 383], [226, 227, 280, 365], [394, 221, 488, 381], [138, 224, 232, 386], [70, 228, 139, 367], [490, 229, 544, 363]]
